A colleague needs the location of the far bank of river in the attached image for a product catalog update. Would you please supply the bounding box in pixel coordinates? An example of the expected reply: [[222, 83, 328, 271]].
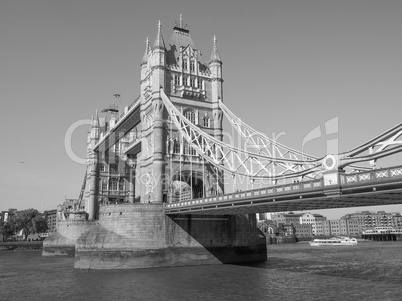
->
[[0, 241, 43, 252]]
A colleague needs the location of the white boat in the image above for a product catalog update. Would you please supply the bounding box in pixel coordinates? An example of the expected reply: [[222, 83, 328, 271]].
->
[[309, 236, 358, 246]]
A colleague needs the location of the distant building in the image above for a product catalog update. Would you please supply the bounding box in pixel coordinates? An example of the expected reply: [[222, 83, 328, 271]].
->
[[330, 220, 341, 236], [293, 224, 312, 236], [339, 219, 348, 235], [0, 208, 17, 223], [260, 209, 402, 237], [341, 217, 360, 235], [300, 212, 326, 224], [257, 213, 271, 221], [43, 209, 57, 233], [312, 221, 325, 236], [299, 213, 326, 235], [322, 221, 331, 236], [341, 211, 402, 231]]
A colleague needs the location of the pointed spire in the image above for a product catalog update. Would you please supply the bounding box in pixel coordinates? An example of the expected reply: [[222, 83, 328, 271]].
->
[[141, 37, 150, 64], [91, 110, 99, 127], [153, 20, 165, 50], [210, 35, 222, 63]]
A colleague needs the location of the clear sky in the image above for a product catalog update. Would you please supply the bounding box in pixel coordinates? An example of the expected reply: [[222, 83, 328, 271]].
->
[[1, 0, 402, 219]]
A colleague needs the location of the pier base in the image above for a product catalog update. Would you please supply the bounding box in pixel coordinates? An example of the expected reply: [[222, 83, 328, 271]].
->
[[42, 220, 95, 256], [74, 204, 266, 269]]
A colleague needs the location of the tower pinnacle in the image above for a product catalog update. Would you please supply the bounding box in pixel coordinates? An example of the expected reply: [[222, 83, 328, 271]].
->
[[153, 20, 165, 49], [210, 35, 222, 63], [142, 37, 150, 64]]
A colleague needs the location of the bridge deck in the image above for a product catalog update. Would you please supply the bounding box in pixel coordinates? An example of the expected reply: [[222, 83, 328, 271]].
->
[[165, 166, 402, 215]]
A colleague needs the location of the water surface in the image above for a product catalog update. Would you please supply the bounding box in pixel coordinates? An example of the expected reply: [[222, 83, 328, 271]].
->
[[1, 241, 401, 300]]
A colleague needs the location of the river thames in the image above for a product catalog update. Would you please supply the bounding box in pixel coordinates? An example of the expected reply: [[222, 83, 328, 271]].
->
[[1, 241, 401, 300]]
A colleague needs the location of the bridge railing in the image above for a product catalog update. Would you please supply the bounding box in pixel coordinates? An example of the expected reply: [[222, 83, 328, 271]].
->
[[165, 178, 325, 210], [340, 166, 402, 186]]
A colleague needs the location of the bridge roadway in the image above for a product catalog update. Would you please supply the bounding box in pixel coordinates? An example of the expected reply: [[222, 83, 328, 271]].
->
[[164, 165, 402, 215]]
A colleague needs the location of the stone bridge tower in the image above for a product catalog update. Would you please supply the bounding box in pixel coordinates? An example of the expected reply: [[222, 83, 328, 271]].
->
[[44, 16, 266, 268], [139, 18, 224, 204]]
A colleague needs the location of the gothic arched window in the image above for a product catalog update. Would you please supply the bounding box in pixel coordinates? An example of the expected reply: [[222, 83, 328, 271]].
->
[[119, 178, 125, 191], [173, 139, 180, 154], [183, 141, 196, 156], [109, 178, 118, 191], [101, 180, 107, 191], [184, 110, 195, 124], [175, 74, 180, 86], [203, 116, 210, 128]]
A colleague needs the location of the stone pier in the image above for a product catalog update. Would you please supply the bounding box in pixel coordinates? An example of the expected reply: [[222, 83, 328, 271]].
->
[[74, 204, 266, 269]]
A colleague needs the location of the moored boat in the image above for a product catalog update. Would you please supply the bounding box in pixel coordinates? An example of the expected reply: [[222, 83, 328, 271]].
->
[[309, 236, 358, 246]]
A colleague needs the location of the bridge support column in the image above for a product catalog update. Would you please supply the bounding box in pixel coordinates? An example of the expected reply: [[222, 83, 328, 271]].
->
[[128, 172, 135, 203], [127, 156, 136, 203], [151, 97, 166, 204], [87, 150, 99, 220]]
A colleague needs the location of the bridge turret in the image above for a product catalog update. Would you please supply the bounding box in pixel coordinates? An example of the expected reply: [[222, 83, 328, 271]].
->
[[140, 37, 150, 83], [138, 21, 167, 204], [209, 35, 222, 79], [151, 20, 166, 70], [90, 110, 100, 141], [209, 36, 224, 142], [209, 36, 224, 194], [85, 110, 101, 220]]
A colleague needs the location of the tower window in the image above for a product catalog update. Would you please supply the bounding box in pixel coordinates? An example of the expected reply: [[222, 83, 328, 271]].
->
[[175, 74, 180, 86], [183, 141, 196, 156], [184, 110, 195, 124], [190, 61, 195, 72], [119, 178, 125, 191], [110, 163, 118, 173], [100, 164, 106, 172], [203, 116, 210, 128], [173, 139, 180, 154], [110, 178, 118, 191], [101, 180, 108, 191]]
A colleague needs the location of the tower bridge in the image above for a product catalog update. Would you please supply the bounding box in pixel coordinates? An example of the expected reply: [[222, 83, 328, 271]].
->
[[44, 17, 402, 269]]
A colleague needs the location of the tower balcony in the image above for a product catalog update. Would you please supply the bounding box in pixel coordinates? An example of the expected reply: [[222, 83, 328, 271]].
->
[[174, 85, 205, 99]]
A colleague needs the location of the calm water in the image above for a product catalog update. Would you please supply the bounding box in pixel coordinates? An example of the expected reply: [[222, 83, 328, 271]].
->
[[1, 242, 402, 300]]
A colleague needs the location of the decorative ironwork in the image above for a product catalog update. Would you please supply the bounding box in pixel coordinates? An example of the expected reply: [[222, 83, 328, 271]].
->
[[161, 89, 323, 180]]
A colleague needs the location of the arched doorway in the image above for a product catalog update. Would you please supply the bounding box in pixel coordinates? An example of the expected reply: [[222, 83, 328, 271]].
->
[[170, 171, 205, 202]]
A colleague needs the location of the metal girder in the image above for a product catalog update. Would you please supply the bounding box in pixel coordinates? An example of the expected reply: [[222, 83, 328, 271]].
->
[[219, 100, 321, 179], [161, 89, 323, 180], [338, 123, 402, 168], [219, 100, 374, 176]]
